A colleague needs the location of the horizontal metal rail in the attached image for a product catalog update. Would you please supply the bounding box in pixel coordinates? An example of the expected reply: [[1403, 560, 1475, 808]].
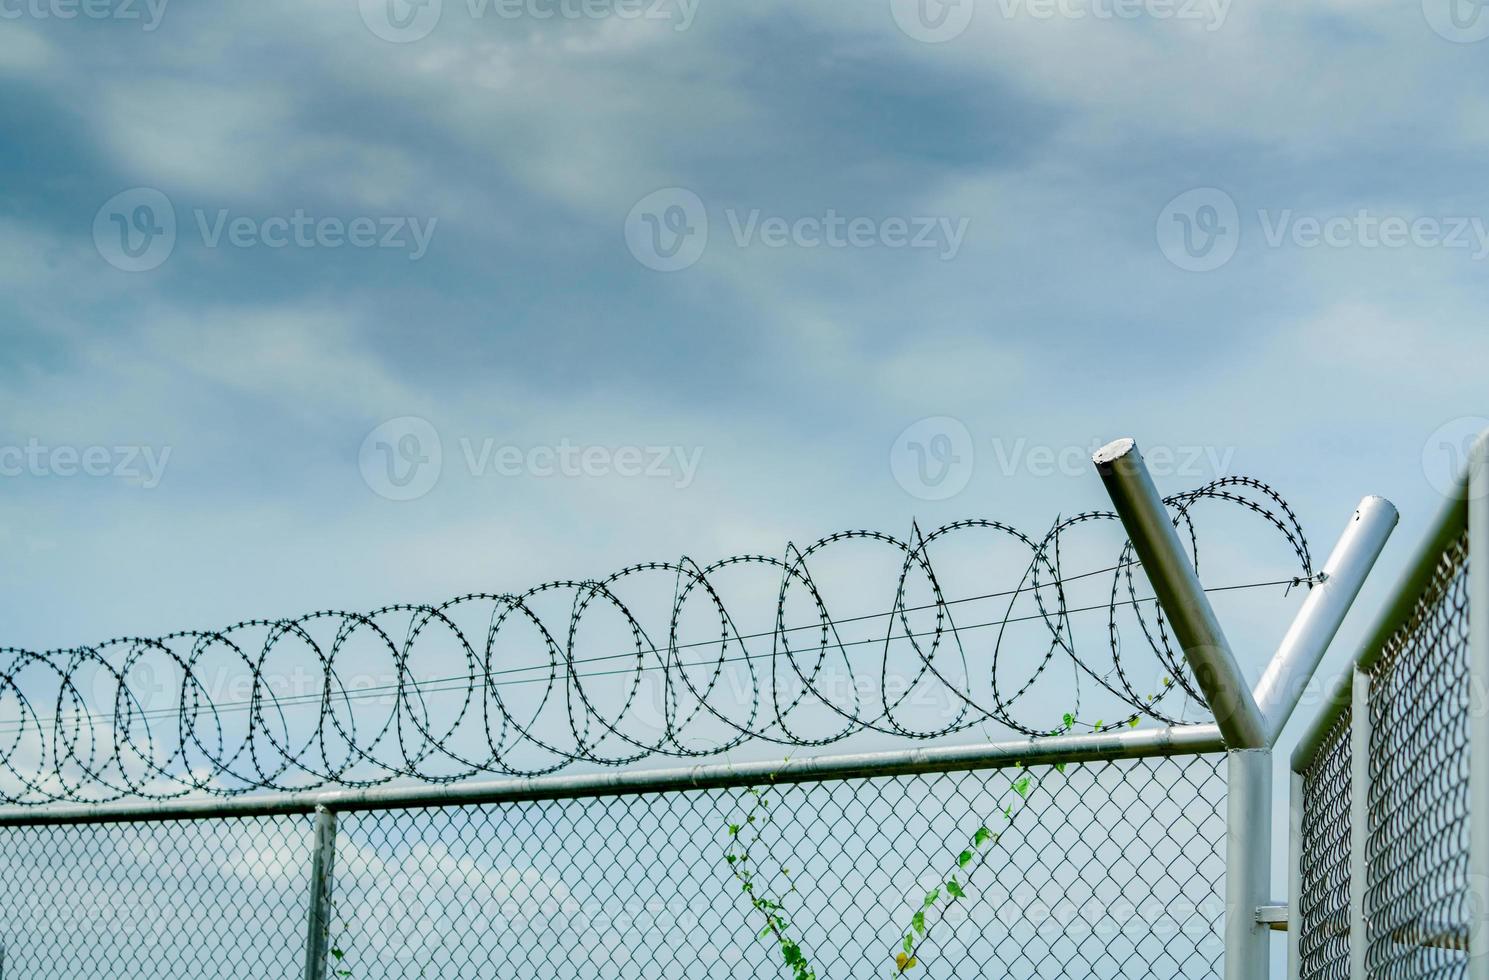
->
[[0, 723, 1225, 827]]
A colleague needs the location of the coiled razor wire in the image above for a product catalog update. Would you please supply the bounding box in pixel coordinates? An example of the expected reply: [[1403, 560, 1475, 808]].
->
[[0, 477, 1313, 806]]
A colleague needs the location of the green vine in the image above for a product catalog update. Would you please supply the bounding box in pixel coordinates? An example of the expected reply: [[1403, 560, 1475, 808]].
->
[[725, 711, 1128, 978]]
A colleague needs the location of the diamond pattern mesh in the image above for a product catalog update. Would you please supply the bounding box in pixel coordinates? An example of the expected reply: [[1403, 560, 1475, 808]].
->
[[0, 756, 1227, 979], [1364, 531, 1473, 980], [327, 756, 1226, 980], [1298, 710, 1352, 980], [0, 815, 314, 979]]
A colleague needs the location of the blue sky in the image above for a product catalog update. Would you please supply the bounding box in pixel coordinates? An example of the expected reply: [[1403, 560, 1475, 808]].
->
[[1, 0, 1488, 769]]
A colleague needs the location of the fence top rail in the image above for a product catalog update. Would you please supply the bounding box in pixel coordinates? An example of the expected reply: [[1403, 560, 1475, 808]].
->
[[1291, 484, 1470, 774], [0, 723, 1225, 827]]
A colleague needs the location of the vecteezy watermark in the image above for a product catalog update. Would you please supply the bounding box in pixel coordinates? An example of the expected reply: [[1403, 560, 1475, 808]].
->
[[358, 0, 699, 43], [890, 417, 975, 501], [93, 188, 439, 272], [361, 417, 444, 502], [1422, 0, 1489, 42], [359, 418, 705, 501], [993, 0, 1230, 29], [1422, 416, 1489, 499], [1158, 187, 1489, 271], [0, 0, 168, 30], [625, 187, 972, 272], [1155, 187, 1241, 272], [991, 437, 1235, 480], [890, 0, 977, 42], [459, 438, 704, 488], [0, 438, 172, 488]]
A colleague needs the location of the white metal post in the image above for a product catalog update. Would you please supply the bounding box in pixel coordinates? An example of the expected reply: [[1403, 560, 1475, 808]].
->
[[1253, 496, 1398, 744], [1469, 431, 1489, 980], [1349, 668, 1371, 980], [303, 805, 338, 980], [1228, 749, 1273, 980]]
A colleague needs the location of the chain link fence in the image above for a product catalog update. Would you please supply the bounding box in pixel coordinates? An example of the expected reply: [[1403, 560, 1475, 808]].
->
[[1293, 523, 1476, 980], [1297, 712, 1351, 980], [1364, 533, 1473, 979], [0, 754, 1227, 980]]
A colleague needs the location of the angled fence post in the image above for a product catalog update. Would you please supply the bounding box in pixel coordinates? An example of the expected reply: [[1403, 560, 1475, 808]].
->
[[1092, 438, 1269, 749], [304, 805, 339, 980], [1093, 438, 1273, 980], [1253, 497, 1398, 744]]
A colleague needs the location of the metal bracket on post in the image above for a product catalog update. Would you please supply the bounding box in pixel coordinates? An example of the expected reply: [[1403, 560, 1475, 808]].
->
[[303, 805, 338, 980], [1093, 438, 1269, 749]]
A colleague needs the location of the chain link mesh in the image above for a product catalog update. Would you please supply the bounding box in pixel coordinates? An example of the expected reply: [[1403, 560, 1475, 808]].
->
[[1364, 530, 1473, 980], [0, 753, 1228, 979], [1298, 710, 1352, 980], [0, 815, 314, 978], [323, 755, 1225, 980]]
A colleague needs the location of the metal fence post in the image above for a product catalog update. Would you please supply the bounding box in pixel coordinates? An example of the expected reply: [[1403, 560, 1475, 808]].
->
[[1093, 440, 1278, 980], [1348, 668, 1370, 980], [1469, 431, 1489, 980], [1228, 749, 1273, 980], [1092, 438, 1269, 749], [1286, 768, 1303, 980], [303, 805, 339, 980]]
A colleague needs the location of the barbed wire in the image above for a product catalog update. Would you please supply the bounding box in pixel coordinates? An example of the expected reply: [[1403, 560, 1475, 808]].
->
[[0, 476, 1313, 806]]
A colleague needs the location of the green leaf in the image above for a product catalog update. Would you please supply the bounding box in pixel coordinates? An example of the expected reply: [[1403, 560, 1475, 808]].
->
[[1013, 777, 1031, 798], [912, 910, 926, 935], [973, 826, 992, 846], [903, 933, 915, 955], [331, 948, 345, 961], [1054, 762, 1066, 774], [923, 887, 940, 907], [1062, 712, 1075, 730], [958, 849, 973, 868], [946, 877, 966, 899]]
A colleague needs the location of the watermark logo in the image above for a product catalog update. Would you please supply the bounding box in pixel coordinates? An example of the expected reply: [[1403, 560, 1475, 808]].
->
[[360, 417, 443, 501], [0, 438, 172, 488], [1422, 416, 1489, 499], [0, 0, 170, 30], [93, 188, 438, 270], [1423, 0, 1489, 42], [1156, 187, 1239, 272], [891, 417, 975, 501], [359, 0, 698, 43], [992, 437, 1234, 480], [891, 0, 976, 42], [1159, 189, 1489, 270], [94, 187, 177, 273], [359, 0, 443, 42], [360, 421, 704, 498], [459, 438, 704, 488], [993, 0, 1229, 29], [625, 187, 709, 272], [625, 188, 971, 272]]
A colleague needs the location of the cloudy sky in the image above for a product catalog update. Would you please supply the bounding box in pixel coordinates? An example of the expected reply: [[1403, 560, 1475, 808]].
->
[[2, 0, 1488, 769]]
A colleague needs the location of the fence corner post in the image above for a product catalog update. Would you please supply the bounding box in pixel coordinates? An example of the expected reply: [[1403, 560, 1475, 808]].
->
[[303, 805, 339, 980]]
